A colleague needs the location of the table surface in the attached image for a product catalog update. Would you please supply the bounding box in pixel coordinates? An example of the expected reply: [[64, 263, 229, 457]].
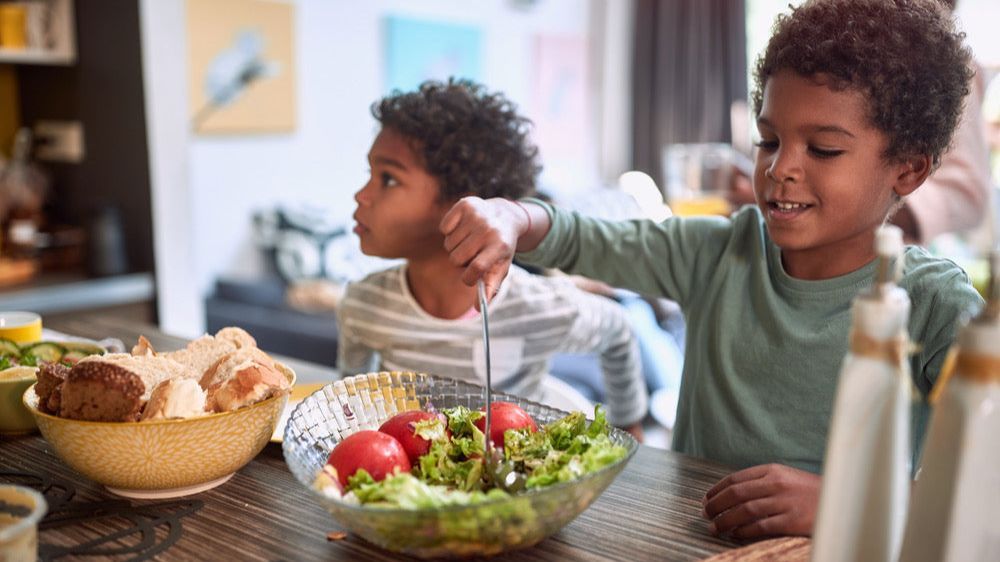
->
[[0, 315, 744, 561]]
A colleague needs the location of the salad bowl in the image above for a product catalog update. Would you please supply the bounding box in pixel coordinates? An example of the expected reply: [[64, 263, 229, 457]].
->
[[281, 371, 638, 558]]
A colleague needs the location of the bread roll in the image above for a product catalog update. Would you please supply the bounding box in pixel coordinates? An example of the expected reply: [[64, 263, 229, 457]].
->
[[77, 353, 197, 402], [213, 327, 256, 350], [203, 347, 289, 412], [59, 361, 146, 422], [162, 336, 237, 379], [35, 362, 70, 414], [141, 378, 208, 421]]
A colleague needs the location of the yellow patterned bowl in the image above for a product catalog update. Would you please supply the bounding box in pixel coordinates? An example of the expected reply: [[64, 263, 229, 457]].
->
[[21, 364, 295, 499]]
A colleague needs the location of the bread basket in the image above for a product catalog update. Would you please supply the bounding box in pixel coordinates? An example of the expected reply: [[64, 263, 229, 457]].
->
[[22, 363, 295, 498]]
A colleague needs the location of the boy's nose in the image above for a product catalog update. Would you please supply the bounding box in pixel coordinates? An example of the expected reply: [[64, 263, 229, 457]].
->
[[767, 151, 802, 184], [354, 183, 371, 205]]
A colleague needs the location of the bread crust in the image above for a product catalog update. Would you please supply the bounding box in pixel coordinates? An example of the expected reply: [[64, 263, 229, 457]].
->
[[203, 348, 289, 412], [35, 363, 70, 414], [59, 361, 145, 422]]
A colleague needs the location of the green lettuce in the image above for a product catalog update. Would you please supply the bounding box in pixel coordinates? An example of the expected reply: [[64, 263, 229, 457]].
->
[[329, 404, 628, 507], [347, 470, 508, 509]]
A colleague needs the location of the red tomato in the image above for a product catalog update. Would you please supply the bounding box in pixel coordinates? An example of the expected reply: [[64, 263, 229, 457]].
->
[[378, 410, 448, 465], [325, 430, 410, 487], [474, 402, 537, 448]]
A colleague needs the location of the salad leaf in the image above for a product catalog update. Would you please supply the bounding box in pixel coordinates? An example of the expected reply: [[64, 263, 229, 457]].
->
[[544, 410, 587, 450], [416, 438, 484, 492], [348, 471, 508, 509], [443, 406, 484, 441], [321, 404, 629, 508], [412, 417, 449, 442]]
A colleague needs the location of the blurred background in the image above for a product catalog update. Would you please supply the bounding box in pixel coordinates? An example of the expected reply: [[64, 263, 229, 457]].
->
[[0, 0, 997, 350]]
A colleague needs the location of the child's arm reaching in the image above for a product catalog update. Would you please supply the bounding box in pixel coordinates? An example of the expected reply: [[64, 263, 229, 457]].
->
[[440, 197, 551, 301], [701, 463, 821, 539]]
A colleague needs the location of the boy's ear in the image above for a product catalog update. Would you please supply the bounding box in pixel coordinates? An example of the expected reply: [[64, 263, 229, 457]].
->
[[892, 154, 932, 197]]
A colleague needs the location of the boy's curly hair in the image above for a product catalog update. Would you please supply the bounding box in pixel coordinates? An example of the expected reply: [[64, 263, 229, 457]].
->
[[752, 0, 973, 167], [371, 78, 541, 202]]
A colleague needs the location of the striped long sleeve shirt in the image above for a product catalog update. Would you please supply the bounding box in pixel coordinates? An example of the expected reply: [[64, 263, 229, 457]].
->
[[336, 265, 647, 426]]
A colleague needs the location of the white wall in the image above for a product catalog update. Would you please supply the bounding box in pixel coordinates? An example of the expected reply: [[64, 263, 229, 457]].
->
[[140, 0, 201, 337], [955, 0, 1000, 68], [142, 0, 597, 338]]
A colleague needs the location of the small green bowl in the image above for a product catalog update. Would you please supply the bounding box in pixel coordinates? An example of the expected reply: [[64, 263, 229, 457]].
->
[[0, 367, 39, 436]]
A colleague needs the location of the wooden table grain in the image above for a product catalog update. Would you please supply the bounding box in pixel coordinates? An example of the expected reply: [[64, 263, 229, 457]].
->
[[1, 316, 744, 561]]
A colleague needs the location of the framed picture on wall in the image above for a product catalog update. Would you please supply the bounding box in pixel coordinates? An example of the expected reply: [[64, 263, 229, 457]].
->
[[530, 34, 590, 159], [187, 0, 296, 134], [384, 16, 482, 94]]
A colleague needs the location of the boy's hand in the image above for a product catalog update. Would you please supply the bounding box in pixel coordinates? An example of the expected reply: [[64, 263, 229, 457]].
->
[[623, 423, 644, 443], [702, 463, 820, 539], [440, 197, 527, 300]]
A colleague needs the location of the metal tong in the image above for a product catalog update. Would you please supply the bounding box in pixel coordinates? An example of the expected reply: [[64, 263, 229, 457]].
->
[[477, 280, 525, 493]]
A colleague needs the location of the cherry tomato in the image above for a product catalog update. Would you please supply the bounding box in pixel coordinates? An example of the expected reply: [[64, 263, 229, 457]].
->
[[378, 410, 448, 465], [474, 401, 537, 448], [326, 430, 410, 487]]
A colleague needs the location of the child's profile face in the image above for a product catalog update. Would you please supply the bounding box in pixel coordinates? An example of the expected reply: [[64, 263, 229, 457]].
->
[[353, 128, 452, 260], [753, 70, 916, 277]]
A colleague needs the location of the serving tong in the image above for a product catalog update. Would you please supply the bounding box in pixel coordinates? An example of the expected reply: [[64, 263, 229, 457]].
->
[[477, 280, 526, 493]]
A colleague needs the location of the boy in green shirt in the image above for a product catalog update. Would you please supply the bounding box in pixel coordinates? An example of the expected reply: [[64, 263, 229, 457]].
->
[[439, 0, 983, 540]]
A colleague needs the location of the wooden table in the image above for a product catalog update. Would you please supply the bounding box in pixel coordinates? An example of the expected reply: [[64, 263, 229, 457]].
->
[[1, 316, 743, 560]]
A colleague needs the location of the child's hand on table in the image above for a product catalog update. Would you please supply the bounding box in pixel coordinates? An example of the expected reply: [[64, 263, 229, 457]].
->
[[701, 463, 820, 539], [624, 423, 644, 443]]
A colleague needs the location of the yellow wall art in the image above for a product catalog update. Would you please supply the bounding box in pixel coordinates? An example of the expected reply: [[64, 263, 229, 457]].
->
[[187, 0, 296, 134]]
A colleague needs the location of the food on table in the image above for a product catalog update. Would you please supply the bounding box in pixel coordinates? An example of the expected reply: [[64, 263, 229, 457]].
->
[[58, 360, 153, 422], [0, 338, 106, 421], [473, 401, 537, 448], [201, 347, 288, 412], [34, 363, 69, 413], [141, 378, 208, 421], [325, 430, 411, 487], [77, 353, 200, 400], [378, 410, 448, 465], [33, 327, 289, 422], [0, 337, 105, 370], [315, 405, 628, 507]]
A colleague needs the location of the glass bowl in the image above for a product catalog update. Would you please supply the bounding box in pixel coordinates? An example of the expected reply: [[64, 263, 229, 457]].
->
[[282, 371, 638, 558]]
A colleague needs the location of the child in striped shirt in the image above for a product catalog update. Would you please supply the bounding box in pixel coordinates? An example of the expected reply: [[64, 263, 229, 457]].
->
[[339, 79, 647, 438]]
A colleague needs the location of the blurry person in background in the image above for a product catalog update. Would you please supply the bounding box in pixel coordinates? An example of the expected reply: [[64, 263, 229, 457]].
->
[[889, 0, 992, 246], [984, 71, 1000, 181]]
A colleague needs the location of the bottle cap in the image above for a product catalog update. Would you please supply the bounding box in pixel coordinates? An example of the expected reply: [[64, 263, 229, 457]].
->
[[875, 225, 903, 258]]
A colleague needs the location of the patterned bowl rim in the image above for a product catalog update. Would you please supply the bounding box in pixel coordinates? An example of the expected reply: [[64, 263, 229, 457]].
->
[[285, 372, 640, 515], [21, 363, 296, 427]]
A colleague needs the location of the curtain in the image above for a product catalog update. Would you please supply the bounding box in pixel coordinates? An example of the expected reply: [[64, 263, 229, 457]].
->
[[632, 0, 747, 188]]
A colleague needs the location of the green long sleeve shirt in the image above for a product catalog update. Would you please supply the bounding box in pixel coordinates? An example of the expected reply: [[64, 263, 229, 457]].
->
[[518, 202, 983, 473]]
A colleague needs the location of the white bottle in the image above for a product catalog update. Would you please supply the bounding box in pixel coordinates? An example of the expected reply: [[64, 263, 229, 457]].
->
[[811, 226, 911, 562], [898, 252, 1000, 562]]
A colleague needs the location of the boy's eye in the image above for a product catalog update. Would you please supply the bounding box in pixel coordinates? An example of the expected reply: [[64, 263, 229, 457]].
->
[[380, 172, 400, 187], [754, 139, 778, 152], [809, 146, 845, 159]]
